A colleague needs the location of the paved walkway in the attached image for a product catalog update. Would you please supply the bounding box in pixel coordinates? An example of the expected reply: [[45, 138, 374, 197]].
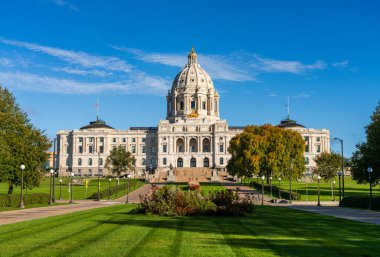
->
[[221, 182, 272, 203], [286, 205, 380, 225], [0, 184, 154, 226]]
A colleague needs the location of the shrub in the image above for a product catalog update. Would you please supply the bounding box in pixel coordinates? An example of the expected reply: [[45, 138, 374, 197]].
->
[[136, 186, 256, 216], [250, 181, 301, 200], [0, 193, 50, 207], [341, 196, 380, 210], [188, 181, 200, 191]]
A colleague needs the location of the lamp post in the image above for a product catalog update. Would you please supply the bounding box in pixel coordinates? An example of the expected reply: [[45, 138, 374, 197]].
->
[[269, 176, 273, 197], [317, 175, 321, 206], [334, 138, 345, 197], [261, 175, 265, 205], [52, 138, 56, 203], [59, 179, 62, 200], [289, 162, 293, 204], [332, 181, 336, 201], [126, 174, 131, 204], [97, 151, 101, 201], [115, 177, 119, 197], [108, 178, 111, 200], [123, 176, 126, 193], [337, 171, 342, 206], [368, 167, 373, 210], [18, 164, 26, 208], [69, 172, 74, 204], [48, 169, 54, 205], [278, 177, 282, 200]]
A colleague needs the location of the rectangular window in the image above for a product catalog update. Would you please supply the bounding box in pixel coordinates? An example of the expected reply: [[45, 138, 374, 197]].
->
[[78, 169, 82, 174], [99, 169, 103, 175], [219, 144, 224, 153], [142, 138, 146, 143], [112, 138, 116, 143], [202, 101, 206, 110], [316, 137, 321, 142], [151, 146, 156, 153], [89, 146, 93, 153], [99, 146, 104, 153], [131, 145, 136, 153], [163, 145, 167, 153], [316, 145, 321, 153], [191, 100, 195, 109], [163, 158, 167, 165], [99, 137, 104, 143], [305, 145, 309, 153], [220, 157, 224, 165], [132, 138, 136, 143], [122, 138, 126, 143], [79, 137, 83, 143], [180, 101, 184, 110], [191, 146, 196, 152], [142, 146, 146, 153]]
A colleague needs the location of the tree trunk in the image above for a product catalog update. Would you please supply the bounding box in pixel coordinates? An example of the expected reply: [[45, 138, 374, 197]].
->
[[8, 183, 13, 194]]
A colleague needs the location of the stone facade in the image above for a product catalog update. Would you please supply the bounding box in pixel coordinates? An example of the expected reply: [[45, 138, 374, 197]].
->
[[57, 48, 330, 178]]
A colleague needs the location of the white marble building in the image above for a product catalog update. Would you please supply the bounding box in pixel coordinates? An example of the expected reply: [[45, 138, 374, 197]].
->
[[57, 48, 329, 179]]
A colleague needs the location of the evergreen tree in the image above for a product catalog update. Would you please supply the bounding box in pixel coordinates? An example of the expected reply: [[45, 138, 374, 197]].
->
[[352, 101, 380, 184], [0, 86, 51, 194]]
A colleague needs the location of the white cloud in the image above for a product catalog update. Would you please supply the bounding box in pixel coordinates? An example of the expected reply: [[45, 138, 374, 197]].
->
[[53, 67, 112, 77], [50, 0, 79, 11], [0, 38, 133, 73], [253, 56, 326, 74], [0, 71, 169, 95], [293, 93, 311, 99], [332, 60, 349, 68], [0, 57, 13, 67]]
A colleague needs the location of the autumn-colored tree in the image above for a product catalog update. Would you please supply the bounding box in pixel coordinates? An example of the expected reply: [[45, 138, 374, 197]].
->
[[227, 125, 305, 182], [0, 86, 51, 194], [105, 145, 136, 177]]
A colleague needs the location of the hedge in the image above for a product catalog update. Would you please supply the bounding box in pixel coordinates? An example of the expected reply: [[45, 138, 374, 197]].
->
[[0, 193, 50, 207], [89, 180, 144, 199], [341, 196, 380, 210], [250, 181, 301, 200]]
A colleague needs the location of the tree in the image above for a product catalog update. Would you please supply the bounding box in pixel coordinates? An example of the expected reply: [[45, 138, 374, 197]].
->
[[314, 152, 341, 199], [0, 86, 51, 194], [105, 146, 135, 177], [227, 125, 305, 182], [351, 101, 380, 184]]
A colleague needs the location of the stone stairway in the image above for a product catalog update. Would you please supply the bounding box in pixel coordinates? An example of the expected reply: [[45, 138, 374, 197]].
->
[[173, 167, 212, 182]]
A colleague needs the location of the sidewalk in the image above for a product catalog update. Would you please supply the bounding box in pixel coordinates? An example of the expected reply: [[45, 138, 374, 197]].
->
[[0, 184, 154, 226]]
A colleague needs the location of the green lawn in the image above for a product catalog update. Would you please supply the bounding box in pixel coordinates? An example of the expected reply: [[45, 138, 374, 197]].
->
[[0, 204, 378, 257], [248, 177, 380, 201], [167, 182, 226, 194], [0, 177, 145, 201]]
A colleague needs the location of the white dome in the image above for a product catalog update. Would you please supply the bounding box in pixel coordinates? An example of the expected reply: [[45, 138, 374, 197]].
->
[[171, 48, 216, 94]]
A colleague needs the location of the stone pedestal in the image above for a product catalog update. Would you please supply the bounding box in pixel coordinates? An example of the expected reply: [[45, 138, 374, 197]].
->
[[167, 169, 176, 182], [210, 169, 219, 182]]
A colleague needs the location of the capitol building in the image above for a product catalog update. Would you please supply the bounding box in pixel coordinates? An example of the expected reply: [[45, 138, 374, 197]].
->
[[57, 48, 330, 182]]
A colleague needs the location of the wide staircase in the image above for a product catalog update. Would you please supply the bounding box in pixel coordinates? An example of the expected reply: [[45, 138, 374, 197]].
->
[[174, 168, 212, 182]]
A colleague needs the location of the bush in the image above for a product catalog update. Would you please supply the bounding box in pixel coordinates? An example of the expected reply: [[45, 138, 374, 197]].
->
[[136, 186, 256, 216], [250, 181, 301, 200], [89, 180, 144, 199], [0, 193, 50, 207], [341, 197, 380, 210]]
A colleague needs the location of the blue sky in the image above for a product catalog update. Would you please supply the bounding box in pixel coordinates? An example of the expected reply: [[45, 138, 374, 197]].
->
[[0, 0, 379, 156]]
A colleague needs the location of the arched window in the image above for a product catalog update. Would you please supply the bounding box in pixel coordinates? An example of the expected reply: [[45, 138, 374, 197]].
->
[[190, 138, 197, 152], [190, 158, 196, 167], [78, 158, 82, 166], [219, 157, 224, 165], [99, 158, 103, 166], [142, 158, 146, 165], [202, 138, 210, 152], [176, 138, 184, 153], [177, 158, 183, 167], [88, 158, 93, 166], [203, 157, 209, 167]]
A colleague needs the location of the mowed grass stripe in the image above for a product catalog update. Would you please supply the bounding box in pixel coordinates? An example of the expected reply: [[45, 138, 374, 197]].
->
[[0, 205, 122, 243]]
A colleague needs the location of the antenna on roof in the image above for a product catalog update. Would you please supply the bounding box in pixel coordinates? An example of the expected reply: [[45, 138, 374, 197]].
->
[[286, 96, 290, 119], [95, 98, 100, 120]]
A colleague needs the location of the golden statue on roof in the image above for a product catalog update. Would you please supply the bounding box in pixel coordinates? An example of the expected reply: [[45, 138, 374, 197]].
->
[[187, 109, 199, 118]]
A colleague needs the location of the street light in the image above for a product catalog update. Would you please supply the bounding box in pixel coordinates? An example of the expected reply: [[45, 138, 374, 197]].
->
[[97, 151, 101, 201], [278, 177, 282, 200], [123, 176, 126, 193], [337, 171, 342, 206], [69, 172, 75, 204], [108, 178, 112, 200], [126, 174, 132, 204], [115, 177, 119, 197], [289, 162, 293, 204], [18, 164, 26, 208], [332, 181, 336, 201], [49, 169, 54, 205], [269, 176, 273, 197], [334, 138, 345, 198], [317, 175, 321, 206], [59, 179, 62, 200], [261, 175, 265, 205], [368, 167, 373, 210]]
